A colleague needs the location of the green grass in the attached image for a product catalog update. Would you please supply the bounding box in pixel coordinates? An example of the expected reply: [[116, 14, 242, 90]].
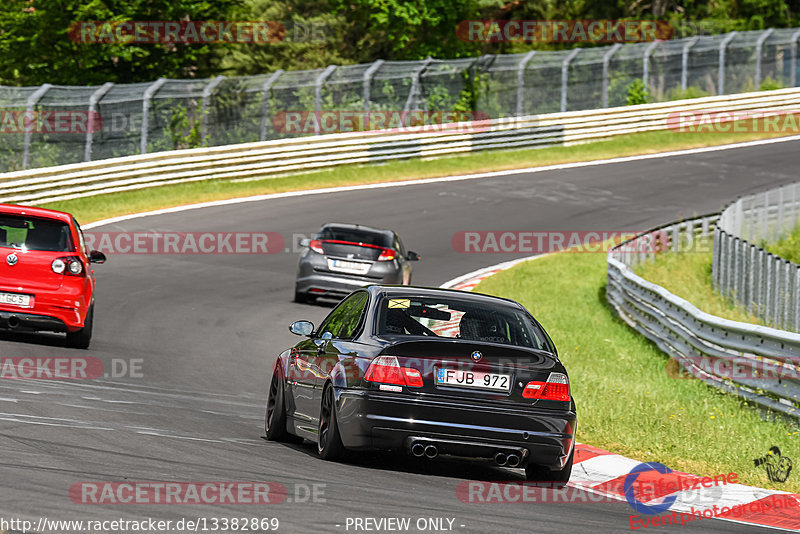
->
[[634, 241, 766, 325], [42, 127, 800, 224], [475, 252, 800, 491], [765, 225, 800, 264]]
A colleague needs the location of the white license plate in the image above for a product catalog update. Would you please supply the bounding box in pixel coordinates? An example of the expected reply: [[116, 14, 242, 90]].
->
[[328, 258, 371, 275], [0, 292, 31, 308], [436, 368, 511, 392]]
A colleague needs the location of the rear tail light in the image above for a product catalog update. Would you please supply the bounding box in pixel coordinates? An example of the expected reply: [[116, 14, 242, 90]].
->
[[365, 355, 423, 387], [522, 372, 570, 401], [308, 239, 324, 254], [377, 248, 397, 261], [51, 256, 83, 276]]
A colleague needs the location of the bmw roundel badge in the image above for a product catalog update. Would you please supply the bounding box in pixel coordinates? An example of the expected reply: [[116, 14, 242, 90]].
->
[[471, 351, 483, 362]]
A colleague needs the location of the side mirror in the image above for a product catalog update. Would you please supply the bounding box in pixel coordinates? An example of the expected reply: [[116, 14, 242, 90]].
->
[[89, 250, 106, 264], [406, 251, 421, 261], [298, 238, 311, 248], [289, 320, 314, 336]]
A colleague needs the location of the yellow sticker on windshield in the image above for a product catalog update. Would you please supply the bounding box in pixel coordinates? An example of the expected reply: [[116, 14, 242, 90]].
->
[[388, 299, 410, 309]]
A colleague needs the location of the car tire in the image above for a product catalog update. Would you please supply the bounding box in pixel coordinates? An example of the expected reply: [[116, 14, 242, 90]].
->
[[525, 447, 573, 484], [317, 384, 346, 461], [265, 374, 298, 442], [65, 304, 93, 350]]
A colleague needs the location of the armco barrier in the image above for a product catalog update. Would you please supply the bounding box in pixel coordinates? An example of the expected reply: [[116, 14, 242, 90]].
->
[[714, 182, 800, 331], [2, 87, 800, 205], [607, 214, 800, 419]]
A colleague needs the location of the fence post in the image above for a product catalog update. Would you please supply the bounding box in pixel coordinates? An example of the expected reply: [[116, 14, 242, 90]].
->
[[642, 41, 660, 93], [754, 29, 774, 88], [560, 49, 580, 113], [718, 31, 737, 95], [732, 237, 741, 299], [314, 65, 337, 135], [601, 44, 621, 108], [712, 230, 720, 289], [748, 244, 756, 314], [783, 260, 791, 329], [681, 37, 699, 91], [22, 83, 52, 169], [200, 76, 226, 146], [140, 77, 167, 154], [517, 51, 537, 116], [795, 266, 800, 332], [363, 60, 384, 113], [84, 82, 114, 162], [259, 70, 284, 142], [792, 30, 800, 87], [403, 58, 433, 115]]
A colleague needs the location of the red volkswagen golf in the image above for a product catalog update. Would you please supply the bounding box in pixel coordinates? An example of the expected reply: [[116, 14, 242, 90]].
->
[[0, 204, 106, 349]]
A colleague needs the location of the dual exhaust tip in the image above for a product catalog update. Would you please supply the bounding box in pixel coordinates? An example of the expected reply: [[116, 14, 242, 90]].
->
[[411, 442, 438, 459], [494, 452, 521, 467], [410, 441, 521, 467]]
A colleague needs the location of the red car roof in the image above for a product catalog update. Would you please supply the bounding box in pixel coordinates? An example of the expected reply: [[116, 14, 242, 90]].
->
[[0, 203, 74, 224]]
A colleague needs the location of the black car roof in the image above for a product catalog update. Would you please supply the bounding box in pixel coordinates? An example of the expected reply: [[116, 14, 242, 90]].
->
[[365, 285, 526, 310]]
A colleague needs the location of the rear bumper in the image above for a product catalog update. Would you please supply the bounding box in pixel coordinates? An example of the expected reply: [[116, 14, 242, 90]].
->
[[335, 389, 576, 469], [0, 310, 68, 332], [295, 272, 402, 299], [0, 282, 90, 331]]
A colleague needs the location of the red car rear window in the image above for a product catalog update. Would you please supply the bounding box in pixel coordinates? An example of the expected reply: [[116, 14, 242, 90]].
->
[[0, 215, 74, 252]]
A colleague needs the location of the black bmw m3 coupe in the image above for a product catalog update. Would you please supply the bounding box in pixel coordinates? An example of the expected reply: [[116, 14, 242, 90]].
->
[[265, 285, 576, 482]]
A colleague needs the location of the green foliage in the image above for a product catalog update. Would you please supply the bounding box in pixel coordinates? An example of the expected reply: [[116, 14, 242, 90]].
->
[[764, 226, 800, 263], [167, 105, 204, 149], [667, 86, 711, 100], [0, 0, 240, 86], [626, 79, 649, 106], [759, 77, 785, 91]]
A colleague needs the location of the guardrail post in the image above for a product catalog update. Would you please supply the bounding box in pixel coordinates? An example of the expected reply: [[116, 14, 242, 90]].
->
[[314, 65, 337, 135], [140, 77, 167, 154], [561, 49, 580, 113], [746, 244, 754, 313], [84, 82, 114, 162], [783, 260, 791, 329], [22, 83, 52, 169], [259, 70, 284, 142], [517, 51, 537, 116], [795, 266, 800, 332], [718, 31, 737, 95], [792, 30, 800, 87], [363, 60, 384, 113], [601, 44, 621, 108], [642, 41, 660, 93], [681, 37, 699, 91], [732, 236, 741, 299], [200, 75, 226, 145], [766, 254, 773, 325], [403, 58, 433, 115], [712, 230, 720, 289], [755, 29, 774, 88]]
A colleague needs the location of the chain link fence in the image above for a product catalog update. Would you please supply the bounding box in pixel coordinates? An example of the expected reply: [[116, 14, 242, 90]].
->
[[714, 182, 800, 332], [3, 28, 800, 172]]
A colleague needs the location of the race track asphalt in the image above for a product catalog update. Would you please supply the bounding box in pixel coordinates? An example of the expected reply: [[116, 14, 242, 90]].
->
[[0, 140, 797, 533]]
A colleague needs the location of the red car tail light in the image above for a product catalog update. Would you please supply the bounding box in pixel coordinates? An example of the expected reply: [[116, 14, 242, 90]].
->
[[523, 372, 570, 401], [377, 248, 397, 261], [308, 239, 325, 254], [51, 256, 84, 276], [365, 355, 423, 387]]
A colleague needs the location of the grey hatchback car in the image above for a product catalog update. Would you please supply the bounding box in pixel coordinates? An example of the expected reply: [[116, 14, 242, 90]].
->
[[294, 223, 420, 303]]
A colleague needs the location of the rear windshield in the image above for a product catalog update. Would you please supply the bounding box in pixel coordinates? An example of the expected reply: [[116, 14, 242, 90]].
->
[[377, 295, 550, 351], [0, 215, 73, 252], [317, 227, 391, 248]]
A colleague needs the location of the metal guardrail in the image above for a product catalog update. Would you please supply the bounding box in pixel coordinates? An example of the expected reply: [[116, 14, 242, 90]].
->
[[7, 28, 800, 172], [714, 182, 800, 331], [607, 214, 800, 420], [2, 87, 800, 205]]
